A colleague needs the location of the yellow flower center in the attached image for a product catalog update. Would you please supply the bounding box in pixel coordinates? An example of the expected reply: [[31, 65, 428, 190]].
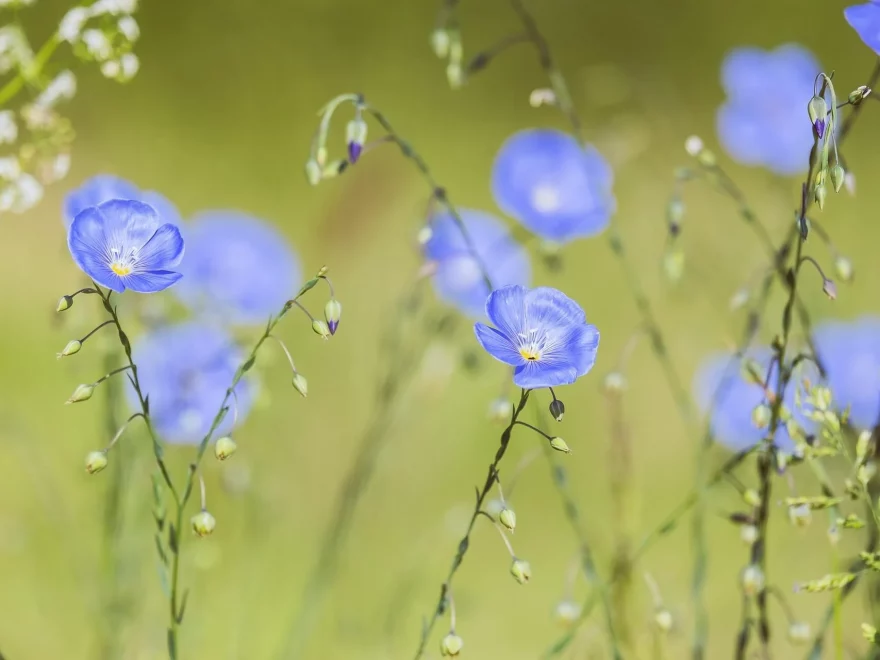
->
[[519, 347, 541, 361], [111, 262, 132, 276]]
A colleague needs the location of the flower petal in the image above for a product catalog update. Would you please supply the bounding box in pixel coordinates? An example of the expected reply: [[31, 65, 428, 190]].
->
[[523, 286, 586, 328], [474, 323, 525, 366], [485, 285, 528, 339], [571, 323, 600, 377], [124, 270, 183, 293], [63, 174, 140, 227], [513, 360, 579, 389], [845, 3, 880, 54], [136, 223, 185, 271], [67, 206, 124, 291], [97, 199, 162, 251]]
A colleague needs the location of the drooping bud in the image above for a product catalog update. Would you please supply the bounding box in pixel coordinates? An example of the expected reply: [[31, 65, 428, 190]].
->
[[85, 450, 108, 474], [814, 171, 827, 210], [56, 295, 73, 312], [862, 623, 879, 643], [324, 299, 342, 335], [857, 430, 872, 464], [684, 135, 704, 157], [751, 404, 771, 429], [446, 62, 463, 89], [311, 319, 331, 339], [743, 489, 761, 508], [549, 398, 565, 422], [554, 600, 582, 625], [654, 609, 673, 633], [345, 117, 368, 164], [65, 382, 96, 404], [292, 372, 308, 397], [822, 278, 837, 301], [529, 88, 556, 108], [603, 371, 627, 393], [662, 246, 685, 283], [788, 621, 811, 644], [834, 255, 854, 283], [666, 197, 684, 233], [510, 558, 531, 584], [499, 506, 517, 532], [741, 564, 765, 596], [788, 503, 812, 528], [57, 339, 82, 358], [439, 632, 463, 657], [549, 437, 571, 454], [214, 436, 237, 461], [808, 95, 828, 137], [305, 159, 321, 186], [849, 85, 872, 105], [191, 510, 216, 537], [430, 28, 450, 59], [830, 164, 845, 193], [740, 524, 758, 545]]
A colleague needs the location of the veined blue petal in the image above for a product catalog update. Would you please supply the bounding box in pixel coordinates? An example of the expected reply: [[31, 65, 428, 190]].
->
[[124, 270, 183, 293], [523, 287, 587, 328], [136, 224, 185, 271], [474, 323, 525, 366], [845, 2, 880, 54], [485, 285, 528, 340], [513, 360, 579, 389], [97, 199, 161, 252]]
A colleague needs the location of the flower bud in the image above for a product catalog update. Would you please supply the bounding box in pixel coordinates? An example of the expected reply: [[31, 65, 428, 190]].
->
[[666, 197, 684, 232], [849, 85, 871, 105], [743, 488, 761, 508], [499, 506, 517, 532], [311, 319, 330, 339], [85, 450, 108, 474], [834, 255, 854, 283], [345, 118, 367, 164], [741, 564, 765, 596], [604, 371, 627, 393], [488, 398, 513, 423], [510, 558, 531, 584], [56, 295, 73, 312], [305, 159, 321, 186], [789, 503, 812, 528], [654, 609, 673, 633], [57, 339, 82, 358], [857, 430, 872, 464], [214, 436, 237, 461], [729, 287, 750, 311], [830, 164, 845, 193], [862, 623, 878, 643], [822, 278, 837, 301], [554, 599, 582, 625], [549, 437, 571, 454], [430, 28, 450, 58], [740, 524, 758, 545], [662, 246, 685, 283], [191, 510, 216, 537], [808, 96, 827, 133], [549, 398, 565, 422], [529, 88, 556, 107], [292, 372, 308, 397], [844, 171, 856, 196], [788, 621, 811, 644], [67, 383, 96, 404], [324, 299, 342, 335], [814, 172, 827, 209], [684, 135, 703, 157], [446, 62, 463, 89], [439, 632, 463, 657]]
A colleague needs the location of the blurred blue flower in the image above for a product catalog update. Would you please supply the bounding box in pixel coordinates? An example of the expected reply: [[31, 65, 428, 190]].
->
[[422, 209, 531, 319], [693, 350, 814, 452], [474, 284, 599, 389], [813, 316, 880, 430], [491, 129, 615, 244], [845, 2, 880, 54], [64, 174, 140, 227], [173, 211, 301, 325], [129, 321, 253, 444], [717, 44, 822, 176], [68, 199, 184, 293]]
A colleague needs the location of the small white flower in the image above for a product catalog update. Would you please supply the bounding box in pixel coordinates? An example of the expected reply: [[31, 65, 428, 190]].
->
[[0, 173, 43, 213], [51, 153, 71, 180], [0, 157, 21, 180], [685, 135, 704, 157], [20, 103, 55, 130], [0, 110, 17, 144], [119, 52, 139, 80], [91, 0, 137, 15], [100, 59, 121, 79], [59, 7, 91, 43], [82, 29, 111, 60], [117, 16, 139, 42], [34, 71, 76, 109]]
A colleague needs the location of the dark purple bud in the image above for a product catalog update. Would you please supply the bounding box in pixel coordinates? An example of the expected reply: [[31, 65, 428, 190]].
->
[[347, 141, 362, 164], [814, 118, 826, 139]]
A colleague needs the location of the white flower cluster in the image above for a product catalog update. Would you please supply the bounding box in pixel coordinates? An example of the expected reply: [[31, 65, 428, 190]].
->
[[59, 0, 140, 82], [0, 26, 33, 76], [0, 0, 37, 8]]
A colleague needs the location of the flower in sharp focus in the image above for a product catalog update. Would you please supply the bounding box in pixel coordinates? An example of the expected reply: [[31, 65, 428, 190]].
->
[[717, 44, 822, 176], [693, 350, 815, 452], [813, 316, 880, 430], [491, 129, 615, 244], [128, 321, 253, 444], [422, 209, 530, 319], [173, 211, 301, 325], [63, 174, 140, 227], [474, 285, 599, 389], [67, 199, 184, 293], [845, 2, 880, 54]]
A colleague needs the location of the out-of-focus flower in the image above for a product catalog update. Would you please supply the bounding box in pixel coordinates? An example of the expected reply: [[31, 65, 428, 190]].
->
[[474, 285, 599, 389], [67, 199, 184, 293], [129, 321, 252, 444], [491, 128, 615, 243], [717, 44, 822, 176], [422, 209, 530, 319], [813, 316, 880, 429], [173, 211, 301, 325], [845, 2, 880, 54], [63, 174, 140, 227], [693, 349, 815, 452]]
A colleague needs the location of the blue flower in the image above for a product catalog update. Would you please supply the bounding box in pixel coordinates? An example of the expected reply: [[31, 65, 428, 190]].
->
[[693, 350, 814, 452], [845, 2, 880, 54], [128, 321, 253, 444], [491, 129, 615, 244], [474, 285, 599, 389], [173, 211, 301, 325], [813, 316, 880, 430], [423, 209, 531, 319], [68, 199, 185, 293], [63, 174, 141, 227], [717, 44, 822, 176]]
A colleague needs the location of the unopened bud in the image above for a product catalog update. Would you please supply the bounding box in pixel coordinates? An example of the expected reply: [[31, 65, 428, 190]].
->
[[305, 159, 321, 186], [684, 135, 703, 157], [446, 62, 463, 89], [549, 398, 565, 422], [751, 404, 771, 429], [663, 246, 685, 282], [85, 450, 108, 474], [499, 506, 517, 532], [743, 489, 761, 508], [822, 278, 837, 301], [292, 372, 308, 397], [321, 160, 347, 179], [830, 164, 845, 193], [741, 524, 758, 545], [345, 118, 367, 164], [488, 397, 513, 423], [814, 172, 827, 209], [510, 558, 531, 584], [729, 287, 750, 311], [834, 255, 854, 283], [789, 503, 812, 528], [741, 564, 765, 596], [529, 88, 556, 107], [67, 383, 95, 404], [191, 510, 216, 537], [214, 436, 237, 461], [56, 295, 73, 312], [57, 339, 82, 358], [430, 28, 450, 59], [655, 609, 673, 633], [554, 600, 582, 625], [604, 371, 627, 393], [549, 437, 571, 454], [862, 623, 878, 643], [857, 430, 872, 463], [808, 96, 828, 131], [849, 85, 871, 105], [324, 299, 342, 335], [667, 197, 684, 232], [788, 621, 811, 644], [440, 632, 463, 657], [311, 319, 330, 339], [844, 171, 856, 196]]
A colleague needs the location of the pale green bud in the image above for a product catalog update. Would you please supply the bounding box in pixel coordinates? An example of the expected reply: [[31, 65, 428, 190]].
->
[[510, 558, 531, 584], [66, 383, 95, 404], [311, 319, 330, 339], [743, 489, 761, 508], [822, 278, 837, 300], [604, 371, 627, 393], [554, 600, 582, 625], [654, 609, 673, 633], [56, 295, 73, 312], [862, 623, 878, 643], [788, 621, 811, 644], [834, 255, 854, 283], [830, 164, 845, 193], [214, 436, 237, 461], [430, 28, 450, 59], [549, 437, 571, 454], [292, 372, 308, 398], [857, 430, 872, 463], [446, 61, 463, 89], [788, 503, 812, 528], [499, 506, 516, 532], [849, 85, 871, 105], [57, 339, 82, 358], [305, 159, 321, 186], [741, 524, 758, 546], [751, 404, 771, 429], [439, 632, 463, 657], [85, 450, 108, 474], [488, 397, 512, 423], [191, 510, 216, 537], [807, 95, 827, 125], [741, 564, 765, 596], [662, 247, 685, 283], [324, 299, 341, 335]]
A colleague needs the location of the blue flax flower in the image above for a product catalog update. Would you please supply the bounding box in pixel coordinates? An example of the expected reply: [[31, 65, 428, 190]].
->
[[129, 321, 253, 444], [474, 285, 599, 389], [491, 129, 615, 244], [64, 174, 141, 227], [813, 316, 880, 430], [423, 209, 530, 319], [68, 199, 184, 293], [693, 350, 814, 452], [173, 211, 301, 325], [845, 2, 880, 54], [717, 44, 822, 176]]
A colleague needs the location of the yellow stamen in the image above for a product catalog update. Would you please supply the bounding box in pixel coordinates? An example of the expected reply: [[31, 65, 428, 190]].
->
[[110, 263, 131, 276], [519, 348, 541, 361]]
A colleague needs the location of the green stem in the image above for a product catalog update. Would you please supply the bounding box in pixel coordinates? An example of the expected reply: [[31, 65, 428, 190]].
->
[[0, 33, 61, 108]]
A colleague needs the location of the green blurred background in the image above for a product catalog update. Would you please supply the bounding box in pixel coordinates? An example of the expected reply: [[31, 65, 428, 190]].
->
[[2, 0, 880, 658]]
